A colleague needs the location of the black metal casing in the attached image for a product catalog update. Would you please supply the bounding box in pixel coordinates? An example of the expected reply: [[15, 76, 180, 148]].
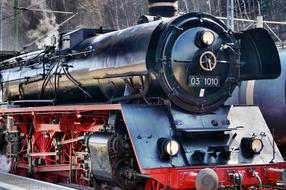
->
[[0, 13, 281, 114]]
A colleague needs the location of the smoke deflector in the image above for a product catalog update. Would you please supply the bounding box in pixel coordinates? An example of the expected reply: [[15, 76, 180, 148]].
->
[[238, 28, 281, 80]]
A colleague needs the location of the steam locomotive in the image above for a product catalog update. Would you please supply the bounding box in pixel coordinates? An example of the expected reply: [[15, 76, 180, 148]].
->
[[0, 2, 285, 190]]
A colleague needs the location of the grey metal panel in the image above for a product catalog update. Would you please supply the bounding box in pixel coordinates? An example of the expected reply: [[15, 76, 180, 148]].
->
[[122, 105, 283, 170], [227, 106, 284, 164], [174, 106, 284, 165], [172, 107, 231, 131], [121, 105, 186, 169], [87, 133, 112, 180]]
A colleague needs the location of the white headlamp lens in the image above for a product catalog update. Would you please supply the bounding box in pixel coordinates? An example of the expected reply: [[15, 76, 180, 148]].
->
[[251, 138, 263, 153], [201, 31, 215, 45], [165, 140, 180, 156]]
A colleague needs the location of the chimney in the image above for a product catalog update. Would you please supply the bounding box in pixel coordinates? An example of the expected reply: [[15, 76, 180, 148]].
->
[[148, 0, 178, 17]]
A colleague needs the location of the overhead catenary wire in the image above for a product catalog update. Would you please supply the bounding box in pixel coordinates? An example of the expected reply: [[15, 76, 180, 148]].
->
[[17, 7, 75, 15], [217, 16, 285, 42], [2, 0, 47, 21], [264, 22, 282, 42], [3, 0, 286, 50]]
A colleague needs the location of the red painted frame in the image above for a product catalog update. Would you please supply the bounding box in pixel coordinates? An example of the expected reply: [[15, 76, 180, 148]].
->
[[0, 104, 121, 185], [143, 163, 286, 189]]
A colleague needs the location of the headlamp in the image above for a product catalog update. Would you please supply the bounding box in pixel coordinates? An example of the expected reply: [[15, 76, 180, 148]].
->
[[157, 138, 180, 159], [250, 138, 263, 153], [200, 30, 215, 46], [165, 139, 180, 156], [240, 137, 264, 158]]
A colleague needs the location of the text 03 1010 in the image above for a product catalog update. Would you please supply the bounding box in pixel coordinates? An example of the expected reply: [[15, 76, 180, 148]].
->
[[188, 75, 221, 87]]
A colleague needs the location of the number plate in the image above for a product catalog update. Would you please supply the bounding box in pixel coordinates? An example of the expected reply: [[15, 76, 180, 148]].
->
[[188, 75, 221, 87]]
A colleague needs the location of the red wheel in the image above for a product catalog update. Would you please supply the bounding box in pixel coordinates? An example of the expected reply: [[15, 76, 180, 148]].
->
[[145, 179, 163, 190]]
